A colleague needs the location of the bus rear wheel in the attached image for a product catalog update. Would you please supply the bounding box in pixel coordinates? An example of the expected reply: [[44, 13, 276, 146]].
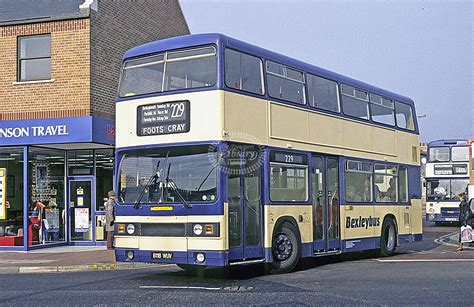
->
[[379, 218, 397, 257], [270, 222, 301, 274]]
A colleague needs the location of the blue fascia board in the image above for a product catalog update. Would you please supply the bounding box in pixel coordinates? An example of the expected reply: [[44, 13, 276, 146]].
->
[[0, 116, 115, 146]]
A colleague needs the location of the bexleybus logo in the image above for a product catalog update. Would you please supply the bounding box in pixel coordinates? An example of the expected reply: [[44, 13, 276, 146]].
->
[[346, 216, 380, 229], [207, 131, 265, 176]]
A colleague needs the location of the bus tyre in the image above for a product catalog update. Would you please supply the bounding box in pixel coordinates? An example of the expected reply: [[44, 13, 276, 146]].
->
[[271, 222, 301, 274], [380, 218, 397, 257]]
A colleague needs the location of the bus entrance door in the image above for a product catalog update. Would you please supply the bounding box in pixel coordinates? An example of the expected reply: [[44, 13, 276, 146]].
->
[[312, 156, 341, 253], [227, 145, 264, 262]]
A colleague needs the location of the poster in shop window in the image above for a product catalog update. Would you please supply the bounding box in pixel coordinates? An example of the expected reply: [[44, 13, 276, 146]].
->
[[74, 208, 89, 233], [0, 169, 6, 220]]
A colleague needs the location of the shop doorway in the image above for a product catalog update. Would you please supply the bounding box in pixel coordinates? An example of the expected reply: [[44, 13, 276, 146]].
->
[[68, 177, 95, 242]]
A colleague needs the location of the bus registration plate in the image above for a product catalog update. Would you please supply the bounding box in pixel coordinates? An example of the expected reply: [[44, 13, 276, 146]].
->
[[445, 218, 457, 222], [152, 252, 173, 260]]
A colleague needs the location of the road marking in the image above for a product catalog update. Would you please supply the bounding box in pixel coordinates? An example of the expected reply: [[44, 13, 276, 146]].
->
[[376, 259, 474, 263], [140, 285, 222, 291]]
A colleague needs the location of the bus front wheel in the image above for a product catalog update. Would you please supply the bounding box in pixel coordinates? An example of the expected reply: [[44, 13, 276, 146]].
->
[[379, 218, 397, 257], [270, 222, 301, 274]]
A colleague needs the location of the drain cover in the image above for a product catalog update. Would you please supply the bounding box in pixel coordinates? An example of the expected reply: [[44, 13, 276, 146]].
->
[[222, 286, 254, 292]]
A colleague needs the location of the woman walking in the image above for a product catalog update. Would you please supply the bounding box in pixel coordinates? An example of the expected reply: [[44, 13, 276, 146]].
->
[[456, 192, 472, 251], [105, 190, 116, 250]]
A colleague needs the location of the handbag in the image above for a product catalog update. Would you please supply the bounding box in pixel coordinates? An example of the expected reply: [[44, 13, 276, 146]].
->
[[460, 225, 473, 243]]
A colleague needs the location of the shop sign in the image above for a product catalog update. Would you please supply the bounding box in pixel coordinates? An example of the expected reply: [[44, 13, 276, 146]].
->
[[0, 169, 6, 220], [74, 208, 89, 232], [0, 117, 115, 146]]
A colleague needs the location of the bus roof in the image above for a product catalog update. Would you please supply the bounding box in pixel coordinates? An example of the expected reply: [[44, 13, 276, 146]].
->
[[428, 139, 470, 147], [123, 33, 415, 106]]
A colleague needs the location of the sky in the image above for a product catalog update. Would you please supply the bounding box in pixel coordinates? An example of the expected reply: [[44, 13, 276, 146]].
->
[[179, 0, 473, 142]]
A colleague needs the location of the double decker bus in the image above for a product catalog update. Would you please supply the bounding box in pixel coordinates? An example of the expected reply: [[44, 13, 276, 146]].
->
[[425, 139, 471, 224], [113, 34, 422, 273]]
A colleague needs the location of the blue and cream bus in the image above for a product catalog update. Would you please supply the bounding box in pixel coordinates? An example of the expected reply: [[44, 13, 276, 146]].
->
[[425, 139, 471, 224], [113, 34, 422, 273]]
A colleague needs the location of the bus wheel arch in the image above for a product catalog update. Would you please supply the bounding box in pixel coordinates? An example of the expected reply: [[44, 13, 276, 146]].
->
[[270, 216, 302, 274], [379, 215, 397, 257]]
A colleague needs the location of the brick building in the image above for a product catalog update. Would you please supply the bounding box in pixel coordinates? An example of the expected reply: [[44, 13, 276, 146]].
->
[[0, 0, 189, 250]]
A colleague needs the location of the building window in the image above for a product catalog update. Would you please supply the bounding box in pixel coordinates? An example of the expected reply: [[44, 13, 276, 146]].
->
[[0, 147, 25, 247], [68, 150, 94, 176], [18, 34, 51, 81], [29, 147, 66, 245]]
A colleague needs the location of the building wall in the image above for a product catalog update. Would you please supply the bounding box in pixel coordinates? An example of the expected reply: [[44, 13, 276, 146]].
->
[[90, 0, 190, 120], [0, 19, 91, 120]]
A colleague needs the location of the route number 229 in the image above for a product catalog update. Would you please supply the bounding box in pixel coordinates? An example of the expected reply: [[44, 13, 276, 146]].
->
[[171, 103, 185, 118]]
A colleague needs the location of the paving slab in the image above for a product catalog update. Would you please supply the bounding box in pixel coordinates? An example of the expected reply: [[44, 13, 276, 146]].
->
[[0, 246, 166, 274]]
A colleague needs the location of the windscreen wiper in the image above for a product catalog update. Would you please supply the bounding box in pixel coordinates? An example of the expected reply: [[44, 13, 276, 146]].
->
[[133, 161, 160, 209], [195, 165, 218, 192], [164, 163, 192, 209]]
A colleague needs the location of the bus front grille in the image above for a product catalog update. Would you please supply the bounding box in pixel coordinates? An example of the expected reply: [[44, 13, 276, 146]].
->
[[140, 223, 186, 237]]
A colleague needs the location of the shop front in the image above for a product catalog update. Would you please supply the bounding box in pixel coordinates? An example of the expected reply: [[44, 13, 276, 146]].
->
[[0, 116, 114, 250]]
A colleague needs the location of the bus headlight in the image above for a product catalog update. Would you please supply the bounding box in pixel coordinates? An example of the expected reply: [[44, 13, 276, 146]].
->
[[196, 253, 205, 263], [126, 224, 136, 235], [127, 251, 134, 260], [190, 223, 219, 236], [193, 224, 203, 235], [429, 208, 435, 213]]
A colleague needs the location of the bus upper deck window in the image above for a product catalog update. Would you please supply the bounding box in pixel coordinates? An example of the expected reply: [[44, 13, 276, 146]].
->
[[119, 54, 164, 97], [266, 61, 306, 104], [307, 74, 340, 112], [224, 49, 264, 95], [395, 101, 415, 131]]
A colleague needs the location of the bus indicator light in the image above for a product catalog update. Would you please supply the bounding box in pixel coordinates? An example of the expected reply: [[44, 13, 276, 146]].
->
[[205, 225, 213, 234]]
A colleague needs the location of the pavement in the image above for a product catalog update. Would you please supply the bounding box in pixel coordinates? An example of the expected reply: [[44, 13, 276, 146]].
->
[[0, 246, 161, 274], [0, 227, 472, 274]]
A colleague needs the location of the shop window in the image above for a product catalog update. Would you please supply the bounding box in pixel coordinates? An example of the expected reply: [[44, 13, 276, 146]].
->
[[29, 148, 66, 245], [18, 34, 51, 81], [68, 150, 94, 175], [0, 147, 24, 247], [95, 149, 114, 212]]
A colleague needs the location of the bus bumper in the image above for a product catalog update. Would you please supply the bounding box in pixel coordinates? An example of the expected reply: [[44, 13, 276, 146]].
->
[[115, 248, 228, 267], [426, 213, 458, 223]]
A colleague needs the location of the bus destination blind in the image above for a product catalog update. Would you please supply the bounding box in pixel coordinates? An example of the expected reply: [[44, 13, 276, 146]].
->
[[137, 100, 190, 136]]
